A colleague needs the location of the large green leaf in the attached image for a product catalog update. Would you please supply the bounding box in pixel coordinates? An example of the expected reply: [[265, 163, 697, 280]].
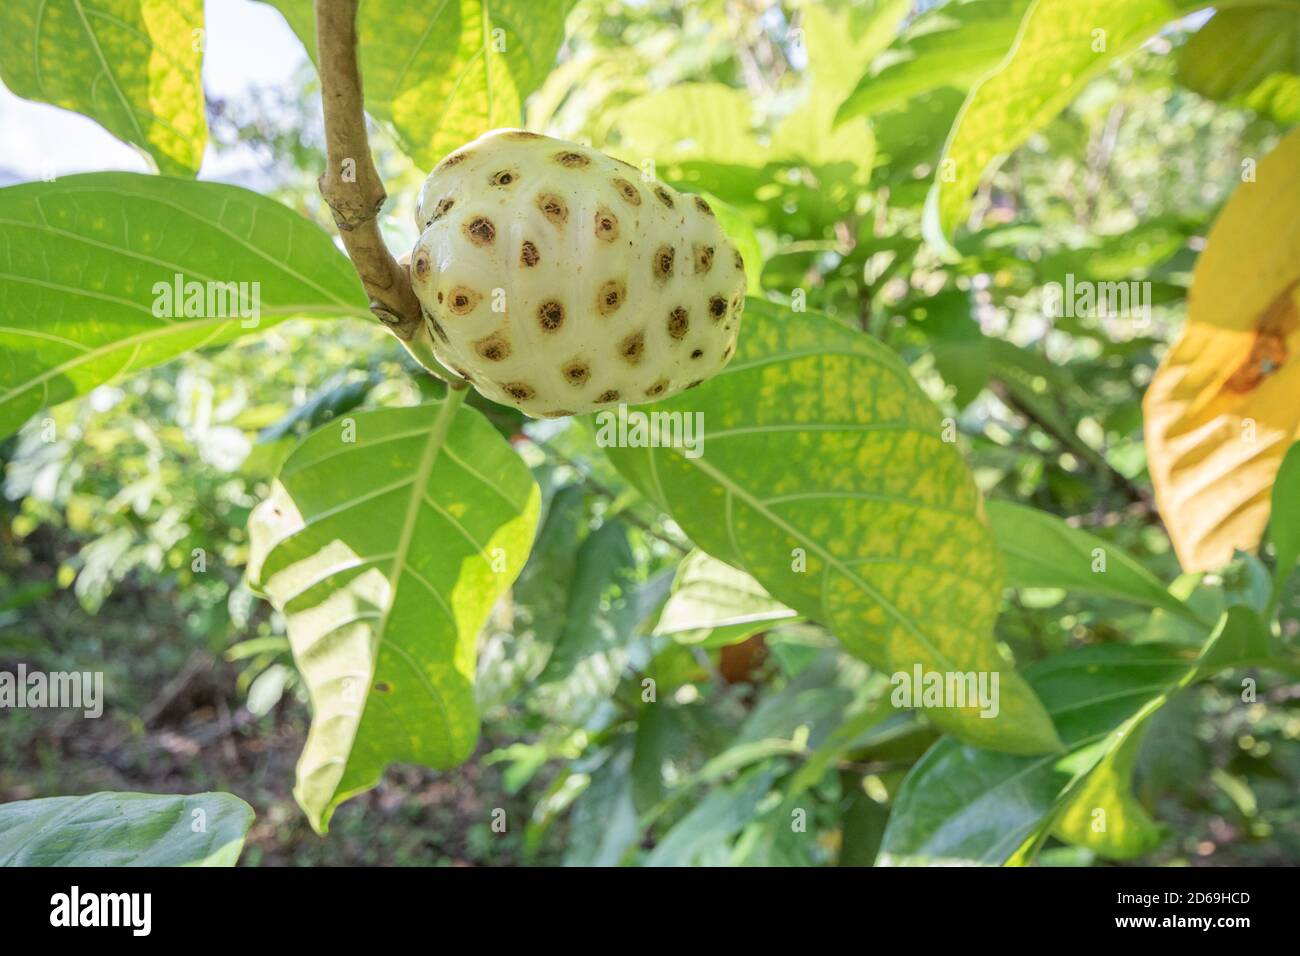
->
[[0, 791, 253, 866], [835, 0, 1030, 123], [248, 398, 540, 831], [924, 0, 1208, 251], [879, 606, 1275, 865], [0, 173, 367, 440], [0, 0, 207, 176], [602, 299, 1060, 755], [987, 500, 1202, 622], [268, 0, 571, 168], [1177, 5, 1300, 125]]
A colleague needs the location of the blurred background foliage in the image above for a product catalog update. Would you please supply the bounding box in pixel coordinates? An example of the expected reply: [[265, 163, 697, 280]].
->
[[2, 0, 1298, 865]]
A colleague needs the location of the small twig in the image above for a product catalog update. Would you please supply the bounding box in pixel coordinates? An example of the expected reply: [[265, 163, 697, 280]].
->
[[314, 0, 422, 342], [991, 378, 1155, 515]]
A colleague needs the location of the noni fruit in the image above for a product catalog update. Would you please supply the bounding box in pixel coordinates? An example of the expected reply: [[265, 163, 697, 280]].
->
[[409, 129, 746, 417]]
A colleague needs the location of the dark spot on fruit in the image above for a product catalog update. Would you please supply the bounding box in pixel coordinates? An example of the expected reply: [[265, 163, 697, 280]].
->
[[693, 195, 713, 216], [464, 216, 495, 245], [433, 197, 455, 221], [374, 681, 392, 694], [521, 240, 540, 267], [690, 348, 704, 360], [413, 250, 431, 280], [437, 150, 470, 170], [597, 389, 620, 403], [594, 207, 619, 242], [538, 300, 565, 332], [597, 280, 625, 316], [613, 177, 642, 206], [562, 360, 590, 385], [490, 168, 519, 187], [693, 244, 714, 275], [667, 307, 689, 339], [448, 286, 481, 315], [504, 130, 541, 140], [653, 246, 675, 280], [538, 193, 568, 224], [543, 409, 574, 419], [686, 379, 703, 389], [645, 378, 669, 397], [654, 186, 675, 208], [732, 248, 744, 271], [436, 291, 443, 303], [620, 330, 645, 364], [475, 331, 512, 361], [554, 150, 590, 168], [503, 382, 535, 400], [708, 296, 727, 320], [723, 344, 735, 360], [452, 366, 473, 383]]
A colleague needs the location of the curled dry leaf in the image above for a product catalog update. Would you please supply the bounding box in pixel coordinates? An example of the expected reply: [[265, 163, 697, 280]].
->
[[1144, 127, 1300, 572]]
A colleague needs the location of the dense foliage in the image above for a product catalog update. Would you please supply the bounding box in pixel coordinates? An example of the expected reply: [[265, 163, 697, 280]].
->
[[1, 0, 1298, 867]]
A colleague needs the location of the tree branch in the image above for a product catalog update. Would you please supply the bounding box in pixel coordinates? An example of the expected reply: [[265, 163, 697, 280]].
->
[[314, 0, 422, 342]]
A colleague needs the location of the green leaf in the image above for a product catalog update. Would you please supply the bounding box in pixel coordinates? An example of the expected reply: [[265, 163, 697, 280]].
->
[[987, 500, 1203, 622], [0, 0, 208, 175], [610, 83, 762, 167], [248, 398, 540, 832], [835, 0, 1031, 123], [539, 518, 640, 682], [880, 606, 1275, 865], [513, 483, 586, 655], [563, 743, 640, 867], [768, 1, 908, 173], [644, 766, 776, 866], [602, 299, 1060, 755], [1177, 6, 1300, 125], [0, 791, 253, 866], [268, 0, 571, 167], [655, 549, 797, 647], [0, 173, 367, 440], [924, 0, 1207, 252], [1270, 441, 1300, 597]]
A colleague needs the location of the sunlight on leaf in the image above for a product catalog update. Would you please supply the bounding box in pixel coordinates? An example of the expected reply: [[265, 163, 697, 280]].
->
[[0, 174, 368, 440], [0, 0, 207, 175], [269, 0, 572, 167], [248, 400, 540, 831]]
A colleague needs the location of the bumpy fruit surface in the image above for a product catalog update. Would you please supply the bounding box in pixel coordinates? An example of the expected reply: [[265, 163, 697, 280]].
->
[[410, 129, 746, 418]]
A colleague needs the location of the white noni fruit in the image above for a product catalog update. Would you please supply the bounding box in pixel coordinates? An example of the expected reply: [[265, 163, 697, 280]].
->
[[409, 129, 746, 418]]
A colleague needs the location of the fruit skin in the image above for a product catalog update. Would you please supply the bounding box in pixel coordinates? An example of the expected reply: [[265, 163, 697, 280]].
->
[[409, 129, 746, 418]]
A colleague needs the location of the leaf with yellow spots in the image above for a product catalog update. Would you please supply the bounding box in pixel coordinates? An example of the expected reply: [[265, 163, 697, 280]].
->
[[0, 0, 208, 176], [248, 399, 541, 832], [1144, 127, 1300, 573], [602, 300, 1061, 755], [267, 0, 572, 168]]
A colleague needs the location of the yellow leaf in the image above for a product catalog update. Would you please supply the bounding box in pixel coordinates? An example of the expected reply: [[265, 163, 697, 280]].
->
[[1144, 128, 1300, 572]]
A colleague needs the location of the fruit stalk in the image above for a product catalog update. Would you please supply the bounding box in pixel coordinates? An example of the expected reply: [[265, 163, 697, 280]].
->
[[314, 0, 457, 385]]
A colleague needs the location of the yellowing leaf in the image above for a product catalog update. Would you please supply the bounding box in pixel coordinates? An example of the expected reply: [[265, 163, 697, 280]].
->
[[1144, 128, 1300, 572], [0, 0, 208, 176]]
